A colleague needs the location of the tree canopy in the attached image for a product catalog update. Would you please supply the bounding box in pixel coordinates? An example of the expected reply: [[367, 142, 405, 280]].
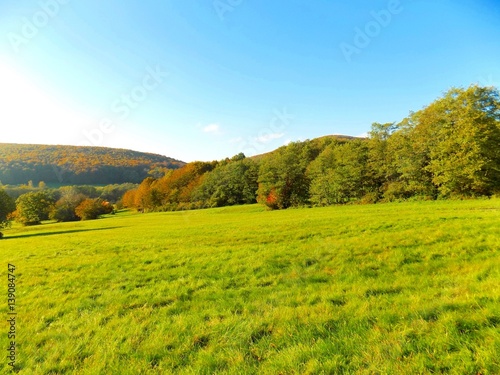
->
[[0, 189, 15, 237], [4, 85, 498, 222], [0, 144, 185, 185], [120, 85, 500, 212]]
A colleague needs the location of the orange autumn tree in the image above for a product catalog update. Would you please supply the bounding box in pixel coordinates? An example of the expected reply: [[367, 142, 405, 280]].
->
[[75, 198, 113, 220], [122, 161, 216, 211]]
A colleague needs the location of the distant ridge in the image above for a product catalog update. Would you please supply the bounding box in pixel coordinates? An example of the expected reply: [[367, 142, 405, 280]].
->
[[0, 143, 185, 185]]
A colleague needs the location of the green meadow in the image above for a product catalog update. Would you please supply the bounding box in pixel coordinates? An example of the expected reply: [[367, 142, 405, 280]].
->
[[1, 199, 499, 374]]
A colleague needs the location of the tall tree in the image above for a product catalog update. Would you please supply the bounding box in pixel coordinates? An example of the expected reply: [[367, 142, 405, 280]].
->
[[418, 85, 500, 196], [0, 189, 16, 238], [308, 140, 369, 205], [194, 157, 258, 207], [382, 116, 436, 200], [366, 122, 398, 199], [257, 141, 313, 209], [15, 191, 55, 226]]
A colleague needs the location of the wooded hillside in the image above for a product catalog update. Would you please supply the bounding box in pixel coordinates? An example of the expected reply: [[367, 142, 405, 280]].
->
[[0, 144, 185, 185], [122, 85, 500, 212]]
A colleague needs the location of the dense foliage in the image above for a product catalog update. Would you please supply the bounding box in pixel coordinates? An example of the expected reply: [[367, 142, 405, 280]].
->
[[14, 191, 56, 226], [4, 183, 135, 225], [122, 85, 500, 212], [75, 198, 114, 220], [0, 189, 15, 237], [49, 188, 88, 222], [0, 144, 184, 185]]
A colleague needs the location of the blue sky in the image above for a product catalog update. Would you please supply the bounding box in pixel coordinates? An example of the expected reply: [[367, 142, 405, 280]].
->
[[1, 0, 499, 162]]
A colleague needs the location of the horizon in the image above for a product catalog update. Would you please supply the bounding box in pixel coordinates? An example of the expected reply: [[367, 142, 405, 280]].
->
[[0, 132, 369, 163], [2, 0, 500, 162]]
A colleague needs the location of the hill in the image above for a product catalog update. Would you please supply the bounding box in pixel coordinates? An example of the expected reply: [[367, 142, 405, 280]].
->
[[249, 134, 365, 161], [0, 143, 185, 185]]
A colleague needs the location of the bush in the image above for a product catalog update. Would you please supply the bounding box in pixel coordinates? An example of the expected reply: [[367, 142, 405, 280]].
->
[[359, 191, 379, 205], [75, 199, 114, 220], [50, 204, 80, 222]]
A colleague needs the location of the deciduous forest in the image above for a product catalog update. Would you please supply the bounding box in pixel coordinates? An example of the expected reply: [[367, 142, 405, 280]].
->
[[0, 144, 185, 185], [1, 85, 499, 228], [123, 85, 500, 212]]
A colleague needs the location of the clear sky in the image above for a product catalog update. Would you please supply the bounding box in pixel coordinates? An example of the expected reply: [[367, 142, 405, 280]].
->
[[1, 0, 499, 162]]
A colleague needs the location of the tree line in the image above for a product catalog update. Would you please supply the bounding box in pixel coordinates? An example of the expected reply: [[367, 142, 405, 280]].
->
[[0, 183, 136, 236], [1, 85, 498, 235], [122, 85, 500, 212]]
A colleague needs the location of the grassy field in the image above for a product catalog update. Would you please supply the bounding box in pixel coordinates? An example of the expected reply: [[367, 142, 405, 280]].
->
[[1, 199, 499, 374]]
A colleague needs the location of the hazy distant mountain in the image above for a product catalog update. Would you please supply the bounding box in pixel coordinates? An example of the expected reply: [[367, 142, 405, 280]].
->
[[0, 143, 185, 185]]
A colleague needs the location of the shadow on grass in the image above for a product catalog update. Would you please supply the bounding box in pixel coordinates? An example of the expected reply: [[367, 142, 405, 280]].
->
[[3, 227, 124, 240]]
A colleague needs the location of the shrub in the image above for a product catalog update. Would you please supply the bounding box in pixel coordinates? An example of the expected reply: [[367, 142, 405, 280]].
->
[[75, 199, 114, 220]]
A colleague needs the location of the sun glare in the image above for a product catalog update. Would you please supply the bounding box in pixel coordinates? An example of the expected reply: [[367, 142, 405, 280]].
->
[[0, 61, 90, 145]]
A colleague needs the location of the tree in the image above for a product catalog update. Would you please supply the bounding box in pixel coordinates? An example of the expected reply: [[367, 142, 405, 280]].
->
[[151, 161, 216, 210], [75, 198, 113, 220], [0, 189, 16, 238], [99, 183, 138, 203], [414, 85, 500, 197], [15, 191, 55, 226], [383, 116, 437, 201], [193, 157, 258, 207], [122, 189, 137, 209], [133, 177, 158, 212], [49, 188, 87, 222], [257, 142, 313, 209], [366, 122, 398, 199], [308, 140, 369, 205]]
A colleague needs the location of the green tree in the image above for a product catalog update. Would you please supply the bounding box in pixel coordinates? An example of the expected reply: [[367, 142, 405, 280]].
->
[[15, 191, 56, 226], [194, 157, 258, 207], [257, 142, 313, 209], [308, 140, 369, 205], [0, 189, 16, 238], [383, 116, 437, 200], [366, 122, 398, 199], [417, 85, 500, 197]]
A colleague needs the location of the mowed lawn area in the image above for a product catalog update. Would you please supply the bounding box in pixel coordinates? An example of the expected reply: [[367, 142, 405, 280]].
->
[[1, 199, 499, 374]]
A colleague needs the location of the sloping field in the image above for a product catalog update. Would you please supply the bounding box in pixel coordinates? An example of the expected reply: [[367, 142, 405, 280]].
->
[[1, 200, 499, 374]]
